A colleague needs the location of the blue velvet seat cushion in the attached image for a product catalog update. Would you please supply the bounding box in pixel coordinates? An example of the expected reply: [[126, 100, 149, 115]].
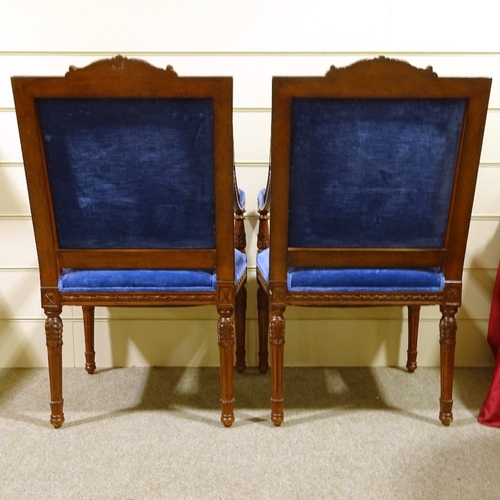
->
[[256, 249, 444, 292], [59, 250, 247, 292]]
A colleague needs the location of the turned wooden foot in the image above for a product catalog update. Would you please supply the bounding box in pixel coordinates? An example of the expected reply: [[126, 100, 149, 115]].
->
[[49, 399, 65, 428], [439, 398, 454, 426]]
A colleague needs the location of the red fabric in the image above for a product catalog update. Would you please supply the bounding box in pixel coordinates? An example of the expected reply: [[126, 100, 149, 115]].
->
[[478, 262, 500, 426]]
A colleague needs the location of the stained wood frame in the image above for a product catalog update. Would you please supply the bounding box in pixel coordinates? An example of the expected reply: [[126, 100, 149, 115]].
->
[[12, 56, 247, 428], [256, 57, 491, 426]]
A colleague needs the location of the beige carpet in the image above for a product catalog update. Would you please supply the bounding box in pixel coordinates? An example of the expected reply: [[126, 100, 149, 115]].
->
[[0, 366, 499, 499]]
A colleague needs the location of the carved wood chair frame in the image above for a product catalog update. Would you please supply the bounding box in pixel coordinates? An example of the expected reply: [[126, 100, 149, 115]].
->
[[12, 56, 247, 428], [256, 57, 491, 426]]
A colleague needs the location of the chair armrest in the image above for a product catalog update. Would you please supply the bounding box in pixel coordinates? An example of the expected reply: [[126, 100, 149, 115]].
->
[[233, 167, 246, 253], [258, 167, 271, 213], [257, 168, 271, 252]]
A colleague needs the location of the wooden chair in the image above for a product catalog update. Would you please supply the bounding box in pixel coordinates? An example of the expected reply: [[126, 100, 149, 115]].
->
[[11, 56, 247, 428], [256, 57, 491, 426]]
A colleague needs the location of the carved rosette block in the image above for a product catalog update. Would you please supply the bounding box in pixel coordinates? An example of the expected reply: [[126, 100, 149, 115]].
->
[[444, 281, 462, 307]]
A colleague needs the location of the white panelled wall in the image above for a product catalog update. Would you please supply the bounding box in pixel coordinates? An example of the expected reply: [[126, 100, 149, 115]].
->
[[0, 0, 499, 369]]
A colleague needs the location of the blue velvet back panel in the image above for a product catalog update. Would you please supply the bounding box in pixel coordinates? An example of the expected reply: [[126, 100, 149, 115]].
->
[[38, 98, 215, 249], [289, 98, 466, 248]]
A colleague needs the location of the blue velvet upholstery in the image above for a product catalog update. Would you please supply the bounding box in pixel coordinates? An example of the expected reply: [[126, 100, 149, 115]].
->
[[38, 98, 215, 249], [59, 250, 247, 292], [289, 98, 466, 248], [257, 249, 444, 292], [238, 188, 246, 209], [257, 187, 266, 210]]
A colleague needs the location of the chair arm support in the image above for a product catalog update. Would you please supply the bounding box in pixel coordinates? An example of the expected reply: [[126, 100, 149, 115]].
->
[[257, 167, 271, 252], [233, 167, 246, 253]]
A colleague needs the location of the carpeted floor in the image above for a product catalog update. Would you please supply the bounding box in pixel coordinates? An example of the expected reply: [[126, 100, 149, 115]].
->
[[0, 366, 499, 499]]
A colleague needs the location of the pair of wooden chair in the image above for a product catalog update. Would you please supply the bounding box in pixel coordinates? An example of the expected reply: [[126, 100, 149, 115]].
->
[[12, 56, 490, 428]]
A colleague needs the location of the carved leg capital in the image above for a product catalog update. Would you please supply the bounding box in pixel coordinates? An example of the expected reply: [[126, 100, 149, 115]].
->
[[257, 211, 270, 253]]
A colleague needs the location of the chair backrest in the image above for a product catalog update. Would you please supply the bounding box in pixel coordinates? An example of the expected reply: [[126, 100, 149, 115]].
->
[[12, 56, 235, 287], [269, 57, 491, 283]]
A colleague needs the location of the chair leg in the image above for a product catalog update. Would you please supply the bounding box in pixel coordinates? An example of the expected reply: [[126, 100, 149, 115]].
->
[[269, 308, 285, 426], [235, 285, 247, 373], [44, 308, 65, 428], [406, 305, 420, 373], [82, 306, 96, 374], [257, 285, 270, 373], [439, 305, 457, 426], [218, 308, 235, 427]]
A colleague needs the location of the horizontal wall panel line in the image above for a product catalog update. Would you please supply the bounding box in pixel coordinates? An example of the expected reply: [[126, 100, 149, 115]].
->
[[0, 215, 31, 220], [2, 51, 500, 57], [0, 317, 219, 323], [471, 215, 500, 221], [0, 316, 490, 323], [0, 265, 496, 272], [236, 162, 268, 167], [4, 107, 500, 113], [271, 318, 490, 323], [234, 108, 270, 113], [4, 108, 269, 113], [0, 266, 38, 271], [2, 161, 497, 168]]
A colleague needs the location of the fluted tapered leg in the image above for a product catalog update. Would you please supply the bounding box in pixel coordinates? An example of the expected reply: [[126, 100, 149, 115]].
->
[[235, 285, 247, 373], [406, 305, 420, 373], [439, 305, 457, 426], [257, 286, 270, 374], [269, 309, 285, 426], [218, 308, 235, 427], [82, 306, 96, 374], [45, 308, 65, 428]]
